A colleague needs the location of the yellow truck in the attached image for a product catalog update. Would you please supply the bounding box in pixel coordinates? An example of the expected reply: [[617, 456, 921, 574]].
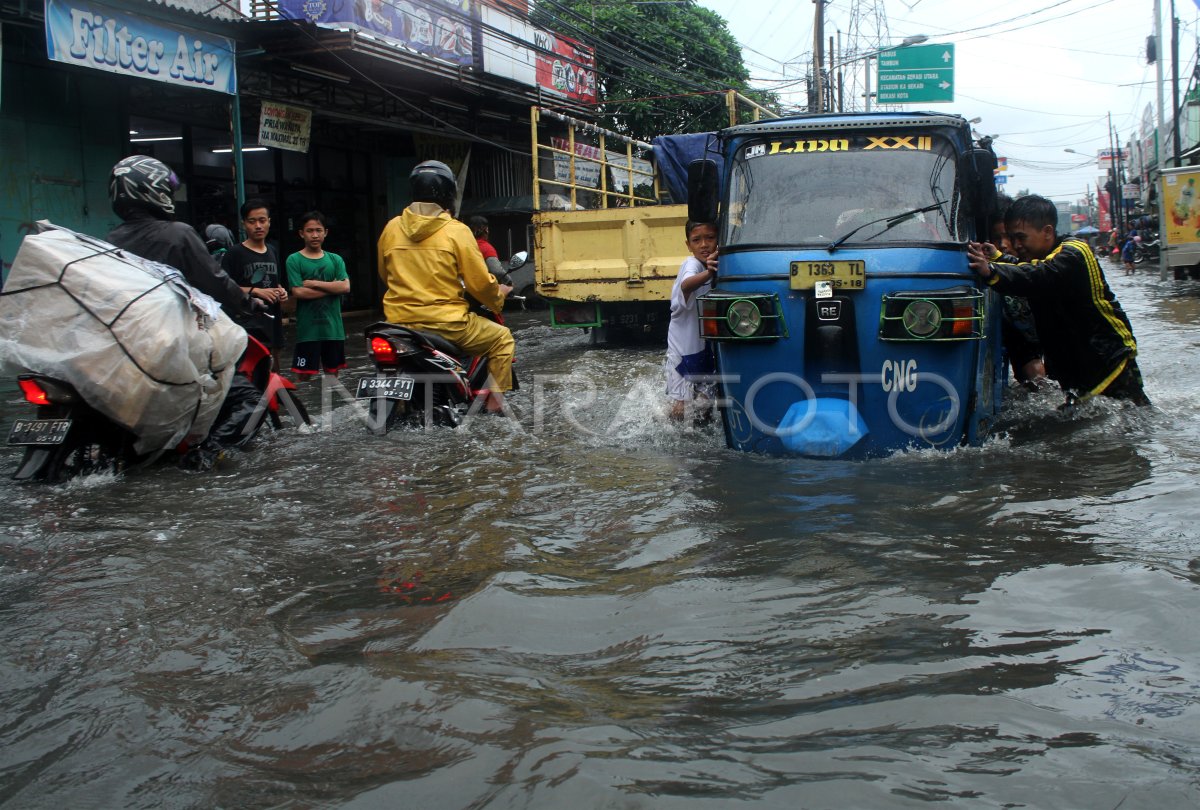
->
[[529, 98, 773, 342]]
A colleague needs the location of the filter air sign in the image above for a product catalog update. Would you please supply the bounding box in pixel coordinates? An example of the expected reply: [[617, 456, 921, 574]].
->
[[44, 0, 236, 95]]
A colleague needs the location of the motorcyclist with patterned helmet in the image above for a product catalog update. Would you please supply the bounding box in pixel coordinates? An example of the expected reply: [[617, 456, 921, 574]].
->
[[106, 155, 257, 318], [377, 160, 514, 414]]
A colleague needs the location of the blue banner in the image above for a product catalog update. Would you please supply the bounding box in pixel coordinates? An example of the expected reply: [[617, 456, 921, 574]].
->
[[45, 0, 236, 94], [277, 0, 475, 68]]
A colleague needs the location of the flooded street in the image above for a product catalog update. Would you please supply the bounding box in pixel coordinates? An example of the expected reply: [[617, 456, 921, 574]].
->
[[2, 259, 1199, 808]]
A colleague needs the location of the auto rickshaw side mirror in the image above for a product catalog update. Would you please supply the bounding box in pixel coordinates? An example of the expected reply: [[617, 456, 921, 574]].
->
[[961, 148, 998, 238], [688, 159, 720, 225]]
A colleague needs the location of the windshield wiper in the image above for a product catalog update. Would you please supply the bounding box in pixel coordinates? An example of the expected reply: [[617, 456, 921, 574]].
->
[[828, 201, 948, 252]]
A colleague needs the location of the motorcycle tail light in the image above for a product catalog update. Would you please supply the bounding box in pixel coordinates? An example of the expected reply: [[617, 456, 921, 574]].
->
[[369, 336, 398, 365], [18, 378, 50, 406], [879, 287, 984, 342], [16, 376, 77, 405]]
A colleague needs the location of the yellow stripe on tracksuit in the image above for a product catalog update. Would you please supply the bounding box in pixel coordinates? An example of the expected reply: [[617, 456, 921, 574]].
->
[[1058, 240, 1138, 399]]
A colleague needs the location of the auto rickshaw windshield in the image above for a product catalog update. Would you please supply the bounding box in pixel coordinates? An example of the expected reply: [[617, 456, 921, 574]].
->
[[724, 132, 966, 248]]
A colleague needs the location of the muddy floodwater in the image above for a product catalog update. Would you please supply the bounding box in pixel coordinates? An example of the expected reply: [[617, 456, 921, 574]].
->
[[2, 260, 1199, 808]]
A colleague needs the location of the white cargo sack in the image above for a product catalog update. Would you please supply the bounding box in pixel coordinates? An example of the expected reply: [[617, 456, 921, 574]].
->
[[0, 222, 247, 455]]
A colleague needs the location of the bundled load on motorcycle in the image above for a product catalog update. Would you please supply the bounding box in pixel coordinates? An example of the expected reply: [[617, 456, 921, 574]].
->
[[0, 222, 246, 458]]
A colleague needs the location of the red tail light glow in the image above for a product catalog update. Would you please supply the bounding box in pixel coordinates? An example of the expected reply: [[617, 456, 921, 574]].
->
[[18, 378, 50, 406], [370, 336, 398, 365]]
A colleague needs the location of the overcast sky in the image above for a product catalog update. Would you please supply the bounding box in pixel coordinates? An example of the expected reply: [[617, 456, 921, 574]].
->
[[698, 0, 1197, 208]]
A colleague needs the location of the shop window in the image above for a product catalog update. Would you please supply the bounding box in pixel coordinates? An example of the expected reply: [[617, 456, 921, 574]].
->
[[317, 146, 349, 190], [281, 149, 310, 188], [128, 116, 183, 167], [192, 125, 235, 173]]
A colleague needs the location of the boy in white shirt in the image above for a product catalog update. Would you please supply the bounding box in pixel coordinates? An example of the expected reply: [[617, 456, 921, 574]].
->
[[665, 220, 718, 421]]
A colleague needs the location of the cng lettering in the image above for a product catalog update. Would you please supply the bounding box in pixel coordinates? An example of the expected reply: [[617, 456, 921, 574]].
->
[[881, 359, 918, 392]]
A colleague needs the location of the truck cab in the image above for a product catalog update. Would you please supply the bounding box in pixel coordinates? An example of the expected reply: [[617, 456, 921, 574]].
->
[[690, 112, 1004, 458]]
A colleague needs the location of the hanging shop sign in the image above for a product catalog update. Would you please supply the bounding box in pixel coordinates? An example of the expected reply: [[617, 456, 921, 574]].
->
[[549, 137, 653, 190], [44, 0, 236, 94], [259, 101, 312, 153], [277, 0, 474, 68]]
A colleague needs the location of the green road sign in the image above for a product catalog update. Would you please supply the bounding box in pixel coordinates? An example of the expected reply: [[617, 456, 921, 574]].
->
[[876, 43, 955, 104]]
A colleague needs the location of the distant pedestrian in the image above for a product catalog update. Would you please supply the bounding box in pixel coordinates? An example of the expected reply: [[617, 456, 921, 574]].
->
[[1121, 229, 1138, 275], [286, 211, 350, 379], [666, 220, 718, 422]]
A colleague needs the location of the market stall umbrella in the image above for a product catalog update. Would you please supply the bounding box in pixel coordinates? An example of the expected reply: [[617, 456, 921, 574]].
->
[[1075, 225, 1100, 235]]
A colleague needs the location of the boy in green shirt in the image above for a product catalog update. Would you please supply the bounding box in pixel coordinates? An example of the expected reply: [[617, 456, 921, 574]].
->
[[286, 211, 351, 378]]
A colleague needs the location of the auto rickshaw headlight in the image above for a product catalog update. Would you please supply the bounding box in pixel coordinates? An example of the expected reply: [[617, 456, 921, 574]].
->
[[902, 299, 942, 338], [727, 300, 763, 337], [698, 293, 787, 341], [879, 287, 984, 342]]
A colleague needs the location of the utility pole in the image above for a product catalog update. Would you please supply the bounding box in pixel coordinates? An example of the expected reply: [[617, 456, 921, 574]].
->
[[1108, 112, 1122, 238], [813, 0, 825, 112], [1171, 1, 1181, 165], [1154, 0, 1169, 279]]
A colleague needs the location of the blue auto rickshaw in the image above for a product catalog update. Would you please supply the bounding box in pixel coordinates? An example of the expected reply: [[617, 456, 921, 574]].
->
[[688, 112, 1005, 458]]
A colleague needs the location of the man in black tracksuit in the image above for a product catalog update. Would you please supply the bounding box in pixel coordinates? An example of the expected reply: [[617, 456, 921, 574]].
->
[[967, 195, 1148, 406]]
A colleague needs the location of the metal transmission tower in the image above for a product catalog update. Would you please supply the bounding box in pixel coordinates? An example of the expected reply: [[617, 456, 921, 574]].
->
[[832, 0, 891, 112]]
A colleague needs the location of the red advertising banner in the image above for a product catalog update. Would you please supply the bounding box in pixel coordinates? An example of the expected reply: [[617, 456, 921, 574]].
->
[[1097, 190, 1112, 231], [534, 32, 596, 103]]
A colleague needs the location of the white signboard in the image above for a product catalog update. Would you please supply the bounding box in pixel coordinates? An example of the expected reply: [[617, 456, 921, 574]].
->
[[258, 101, 312, 153], [44, 0, 236, 94], [550, 137, 653, 191]]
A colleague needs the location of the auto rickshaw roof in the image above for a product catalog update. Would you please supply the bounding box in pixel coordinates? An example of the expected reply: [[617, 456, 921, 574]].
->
[[722, 112, 970, 139]]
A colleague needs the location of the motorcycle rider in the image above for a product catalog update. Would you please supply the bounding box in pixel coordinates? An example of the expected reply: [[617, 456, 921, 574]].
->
[[106, 155, 268, 463], [107, 155, 258, 319], [377, 160, 514, 414]]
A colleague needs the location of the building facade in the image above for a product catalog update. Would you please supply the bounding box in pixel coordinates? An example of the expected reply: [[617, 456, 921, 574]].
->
[[1, 0, 596, 307]]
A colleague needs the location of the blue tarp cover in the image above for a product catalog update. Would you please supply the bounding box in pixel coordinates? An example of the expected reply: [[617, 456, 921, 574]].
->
[[652, 133, 722, 204]]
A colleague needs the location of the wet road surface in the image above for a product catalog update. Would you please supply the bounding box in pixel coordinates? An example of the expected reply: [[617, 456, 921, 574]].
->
[[1, 259, 1199, 808]]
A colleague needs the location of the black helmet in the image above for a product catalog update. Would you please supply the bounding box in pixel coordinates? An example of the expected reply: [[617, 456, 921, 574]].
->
[[410, 160, 457, 212], [110, 155, 180, 219], [204, 224, 235, 253]]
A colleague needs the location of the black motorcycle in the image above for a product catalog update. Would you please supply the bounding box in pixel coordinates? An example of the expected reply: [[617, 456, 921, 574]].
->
[[1132, 234, 1161, 265], [8, 336, 309, 482], [358, 307, 517, 434]]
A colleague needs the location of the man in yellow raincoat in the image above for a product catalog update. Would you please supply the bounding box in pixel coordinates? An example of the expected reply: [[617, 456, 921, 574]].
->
[[377, 160, 514, 414]]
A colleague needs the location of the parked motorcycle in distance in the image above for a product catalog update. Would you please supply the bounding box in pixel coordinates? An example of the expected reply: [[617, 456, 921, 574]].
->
[[1132, 233, 1161, 265], [8, 335, 309, 482], [358, 312, 517, 434]]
